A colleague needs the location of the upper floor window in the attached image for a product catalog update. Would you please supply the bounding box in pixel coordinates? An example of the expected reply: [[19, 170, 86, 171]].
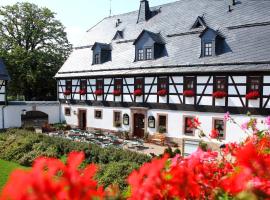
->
[[158, 77, 167, 90], [248, 77, 260, 92], [96, 79, 103, 91], [80, 80, 87, 90], [184, 77, 195, 90], [204, 43, 212, 56], [146, 48, 152, 60], [215, 77, 227, 92], [135, 77, 144, 90], [66, 80, 72, 91], [94, 54, 100, 64], [114, 79, 122, 91], [138, 49, 144, 61]]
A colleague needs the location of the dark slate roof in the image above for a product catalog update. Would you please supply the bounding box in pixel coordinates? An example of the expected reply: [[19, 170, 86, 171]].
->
[[56, 0, 270, 78], [133, 30, 165, 45], [0, 59, 10, 80]]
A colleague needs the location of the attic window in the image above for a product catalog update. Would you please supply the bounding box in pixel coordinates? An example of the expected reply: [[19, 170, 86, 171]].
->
[[112, 30, 123, 40], [204, 43, 212, 56], [94, 54, 100, 64], [146, 48, 152, 60], [92, 42, 111, 65]]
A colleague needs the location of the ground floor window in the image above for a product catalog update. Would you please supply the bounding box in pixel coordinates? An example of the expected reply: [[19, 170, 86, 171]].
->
[[184, 116, 195, 135], [64, 107, 71, 116], [213, 118, 225, 139], [113, 111, 122, 127], [94, 110, 102, 119], [157, 114, 167, 133]]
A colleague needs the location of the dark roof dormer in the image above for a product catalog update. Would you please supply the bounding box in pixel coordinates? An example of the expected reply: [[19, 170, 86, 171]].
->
[[112, 30, 124, 40], [91, 42, 112, 65], [133, 30, 165, 61], [199, 28, 225, 57], [191, 16, 207, 29], [137, 0, 151, 23]]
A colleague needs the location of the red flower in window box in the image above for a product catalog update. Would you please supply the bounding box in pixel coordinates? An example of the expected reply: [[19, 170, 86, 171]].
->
[[113, 90, 121, 96], [246, 90, 260, 100], [157, 89, 167, 96], [63, 90, 71, 96], [212, 91, 227, 99], [94, 89, 103, 96], [133, 89, 143, 96], [79, 89, 86, 95], [183, 90, 195, 97]]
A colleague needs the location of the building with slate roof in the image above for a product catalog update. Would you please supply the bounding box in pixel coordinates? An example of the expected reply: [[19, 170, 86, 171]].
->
[[55, 0, 270, 154]]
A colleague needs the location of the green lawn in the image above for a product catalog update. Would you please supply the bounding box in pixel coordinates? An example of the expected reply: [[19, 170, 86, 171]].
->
[[0, 159, 28, 190]]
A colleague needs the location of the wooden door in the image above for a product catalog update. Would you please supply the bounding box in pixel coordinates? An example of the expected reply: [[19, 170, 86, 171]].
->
[[133, 113, 145, 138], [78, 110, 87, 130]]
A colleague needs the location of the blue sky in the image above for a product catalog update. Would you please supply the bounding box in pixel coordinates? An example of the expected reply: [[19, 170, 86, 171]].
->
[[0, 0, 176, 45]]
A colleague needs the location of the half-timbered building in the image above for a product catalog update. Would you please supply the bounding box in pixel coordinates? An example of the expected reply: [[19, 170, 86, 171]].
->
[[55, 0, 270, 151]]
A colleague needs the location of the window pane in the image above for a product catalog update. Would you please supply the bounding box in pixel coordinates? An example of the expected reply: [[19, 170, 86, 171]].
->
[[248, 77, 260, 92], [159, 78, 167, 90], [204, 43, 212, 56], [80, 80, 87, 90], [96, 79, 103, 90], [138, 49, 144, 60], [214, 119, 225, 138], [66, 80, 72, 91], [184, 77, 195, 90], [146, 48, 152, 60]]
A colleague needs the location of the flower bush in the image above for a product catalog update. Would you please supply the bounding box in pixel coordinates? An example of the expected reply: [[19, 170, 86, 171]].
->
[[2, 115, 270, 199], [79, 89, 86, 95], [183, 90, 195, 97], [133, 89, 142, 96], [157, 89, 167, 96], [63, 90, 71, 96], [212, 91, 227, 99], [95, 89, 103, 96], [112, 90, 121, 96], [246, 90, 260, 100]]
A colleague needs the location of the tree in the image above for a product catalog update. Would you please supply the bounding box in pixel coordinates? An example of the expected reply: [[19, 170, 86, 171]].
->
[[0, 3, 72, 100]]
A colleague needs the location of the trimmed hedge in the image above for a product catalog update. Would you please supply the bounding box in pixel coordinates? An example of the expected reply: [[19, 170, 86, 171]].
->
[[0, 129, 150, 166]]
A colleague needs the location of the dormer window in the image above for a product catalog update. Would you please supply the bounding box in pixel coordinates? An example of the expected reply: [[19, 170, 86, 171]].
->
[[133, 30, 165, 61], [204, 43, 212, 56], [200, 28, 225, 57], [91, 42, 111, 65]]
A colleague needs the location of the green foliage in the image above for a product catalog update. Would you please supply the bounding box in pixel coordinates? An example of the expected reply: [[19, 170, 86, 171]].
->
[[163, 147, 181, 158], [158, 126, 166, 134], [0, 2, 72, 100], [96, 162, 139, 190], [0, 129, 151, 167]]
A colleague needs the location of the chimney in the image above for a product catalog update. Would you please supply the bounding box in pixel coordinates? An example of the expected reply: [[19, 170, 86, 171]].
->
[[231, 0, 236, 5], [137, 0, 151, 23]]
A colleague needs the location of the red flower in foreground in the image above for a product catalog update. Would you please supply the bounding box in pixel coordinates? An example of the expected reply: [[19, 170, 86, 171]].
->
[[212, 91, 227, 99], [95, 89, 103, 96], [133, 89, 143, 96], [246, 91, 260, 100], [0, 152, 104, 200], [157, 89, 167, 96], [183, 90, 195, 97], [112, 90, 121, 96], [64, 90, 71, 96], [210, 129, 219, 139], [187, 117, 201, 129]]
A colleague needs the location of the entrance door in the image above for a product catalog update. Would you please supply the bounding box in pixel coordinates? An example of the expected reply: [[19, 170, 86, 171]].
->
[[78, 110, 87, 130], [133, 113, 145, 138]]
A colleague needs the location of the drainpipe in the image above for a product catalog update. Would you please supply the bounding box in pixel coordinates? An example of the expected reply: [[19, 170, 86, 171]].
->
[[1, 105, 7, 129]]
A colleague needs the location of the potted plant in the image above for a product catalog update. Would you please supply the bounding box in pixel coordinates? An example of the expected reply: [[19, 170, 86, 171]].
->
[[157, 89, 167, 96], [158, 126, 166, 134], [63, 90, 71, 96], [133, 89, 143, 96], [94, 89, 103, 96], [112, 90, 121, 96], [246, 91, 260, 100], [212, 91, 227, 99], [183, 90, 195, 97]]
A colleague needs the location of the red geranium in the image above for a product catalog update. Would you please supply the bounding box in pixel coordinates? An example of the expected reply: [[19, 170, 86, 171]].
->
[[212, 91, 227, 99], [113, 90, 121, 96], [187, 117, 201, 129], [79, 89, 86, 95], [183, 90, 195, 97], [63, 90, 71, 96], [246, 91, 260, 100], [210, 129, 219, 139], [95, 90, 103, 96], [157, 89, 167, 96], [0, 152, 105, 200], [133, 89, 143, 96]]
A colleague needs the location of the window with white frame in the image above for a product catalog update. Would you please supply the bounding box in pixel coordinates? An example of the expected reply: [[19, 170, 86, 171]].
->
[[204, 42, 212, 56], [145, 48, 152, 60], [138, 49, 144, 61]]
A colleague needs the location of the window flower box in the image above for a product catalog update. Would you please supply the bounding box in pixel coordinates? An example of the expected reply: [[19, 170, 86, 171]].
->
[[246, 91, 260, 100], [63, 90, 71, 96], [79, 89, 87, 95], [183, 90, 195, 97], [133, 89, 143, 96], [212, 91, 227, 99], [113, 90, 121, 96], [157, 89, 167, 96], [94, 90, 103, 96]]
